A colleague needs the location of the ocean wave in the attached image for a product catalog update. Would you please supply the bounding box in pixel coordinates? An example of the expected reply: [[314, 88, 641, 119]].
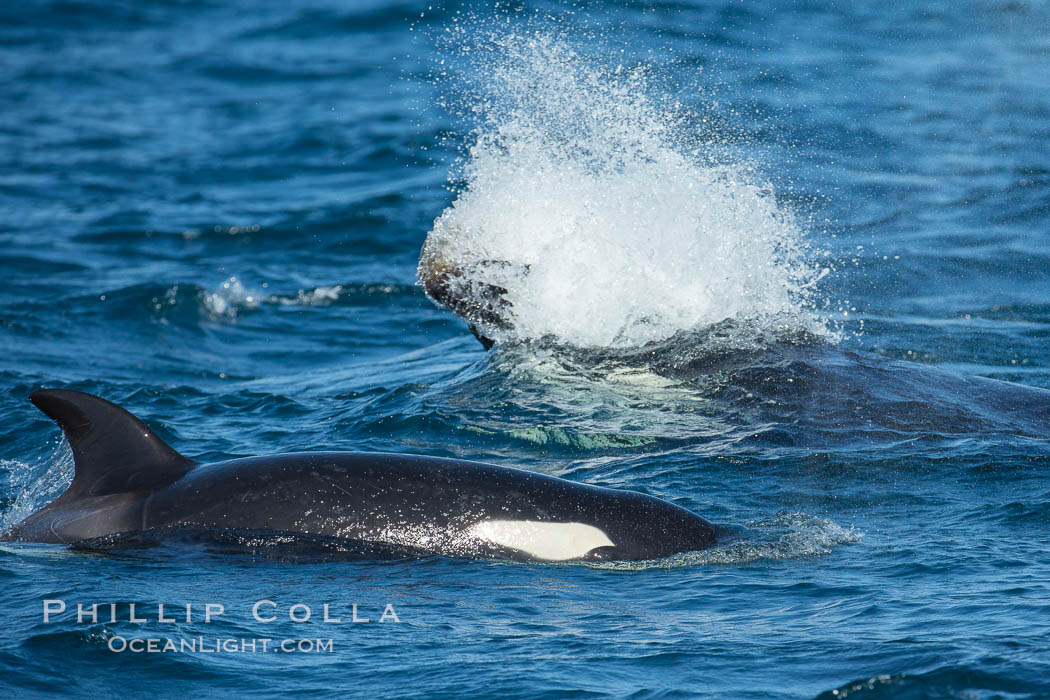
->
[[34, 278, 420, 326], [814, 665, 1048, 700]]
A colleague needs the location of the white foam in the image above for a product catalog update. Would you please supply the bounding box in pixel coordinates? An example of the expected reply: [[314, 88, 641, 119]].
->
[[0, 441, 74, 529], [422, 30, 828, 348], [585, 512, 862, 570], [273, 285, 344, 306], [201, 276, 260, 319], [200, 277, 345, 320]]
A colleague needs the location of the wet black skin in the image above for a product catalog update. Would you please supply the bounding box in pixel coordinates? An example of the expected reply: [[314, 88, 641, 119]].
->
[[1, 390, 718, 562]]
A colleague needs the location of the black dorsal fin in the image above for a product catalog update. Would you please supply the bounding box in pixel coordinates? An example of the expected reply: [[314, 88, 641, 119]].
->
[[30, 389, 197, 497]]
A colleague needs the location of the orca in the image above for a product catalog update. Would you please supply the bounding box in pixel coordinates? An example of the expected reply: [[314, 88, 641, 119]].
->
[[0, 389, 719, 562]]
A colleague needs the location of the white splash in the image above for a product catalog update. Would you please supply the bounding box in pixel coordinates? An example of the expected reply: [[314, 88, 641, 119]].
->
[[422, 31, 827, 348], [586, 512, 863, 570], [200, 277, 345, 320], [0, 441, 74, 529], [201, 276, 260, 319]]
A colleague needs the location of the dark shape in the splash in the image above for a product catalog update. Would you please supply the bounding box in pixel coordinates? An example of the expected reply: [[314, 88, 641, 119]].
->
[[418, 239, 522, 349], [1, 389, 719, 561]]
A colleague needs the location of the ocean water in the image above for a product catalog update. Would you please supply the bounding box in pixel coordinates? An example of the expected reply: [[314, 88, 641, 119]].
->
[[2, 0, 1050, 697]]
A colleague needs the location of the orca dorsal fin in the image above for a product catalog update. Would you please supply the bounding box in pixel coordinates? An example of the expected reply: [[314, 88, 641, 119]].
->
[[29, 389, 197, 497]]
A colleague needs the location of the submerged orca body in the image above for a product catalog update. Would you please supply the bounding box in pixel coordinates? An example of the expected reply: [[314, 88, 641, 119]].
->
[[1, 390, 718, 562]]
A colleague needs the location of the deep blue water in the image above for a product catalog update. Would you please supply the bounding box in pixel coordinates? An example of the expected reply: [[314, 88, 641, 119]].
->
[[3, 0, 1050, 697]]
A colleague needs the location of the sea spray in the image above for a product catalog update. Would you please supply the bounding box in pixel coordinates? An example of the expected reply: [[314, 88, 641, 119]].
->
[[421, 29, 828, 348]]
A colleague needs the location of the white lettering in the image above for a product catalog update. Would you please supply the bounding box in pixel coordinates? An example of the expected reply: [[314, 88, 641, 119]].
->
[[288, 604, 311, 623], [77, 603, 97, 624], [379, 604, 401, 623], [322, 604, 341, 623], [43, 599, 65, 623], [252, 600, 276, 623], [157, 604, 175, 623], [204, 603, 224, 623]]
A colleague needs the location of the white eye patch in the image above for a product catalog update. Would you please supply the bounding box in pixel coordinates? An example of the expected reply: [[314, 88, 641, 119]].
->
[[468, 520, 615, 561]]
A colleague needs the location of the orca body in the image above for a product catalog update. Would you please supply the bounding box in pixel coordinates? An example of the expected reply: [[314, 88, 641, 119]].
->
[[1, 390, 718, 562]]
